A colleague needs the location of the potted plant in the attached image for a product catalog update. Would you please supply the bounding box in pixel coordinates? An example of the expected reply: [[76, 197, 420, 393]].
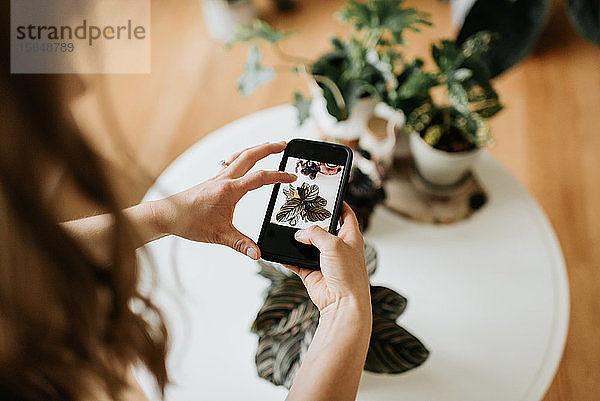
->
[[227, 0, 430, 146], [202, 0, 256, 42], [385, 31, 503, 186]]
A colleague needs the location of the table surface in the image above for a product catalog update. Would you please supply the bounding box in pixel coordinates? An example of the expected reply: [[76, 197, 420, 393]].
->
[[137, 105, 569, 401]]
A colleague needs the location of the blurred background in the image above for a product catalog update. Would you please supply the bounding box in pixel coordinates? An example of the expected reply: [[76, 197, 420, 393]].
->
[[63, 0, 598, 399]]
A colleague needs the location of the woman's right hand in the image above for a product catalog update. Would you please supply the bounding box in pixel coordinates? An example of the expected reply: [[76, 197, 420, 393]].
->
[[285, 202, 371, 320]]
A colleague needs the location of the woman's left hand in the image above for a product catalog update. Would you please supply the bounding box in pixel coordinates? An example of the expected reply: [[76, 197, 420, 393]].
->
[[152, 142, 296, 259]]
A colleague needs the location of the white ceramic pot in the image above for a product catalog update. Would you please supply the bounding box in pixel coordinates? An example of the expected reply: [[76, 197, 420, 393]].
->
[[309, 82, 377, 146], [409, 130, 481, 186], [359, 103, 405, 171], [202, 0, 255, 42], [450, 0, 477, 27]]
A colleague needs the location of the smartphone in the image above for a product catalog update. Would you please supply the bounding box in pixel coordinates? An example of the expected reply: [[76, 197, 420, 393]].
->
[[258, 138, 353, 269]]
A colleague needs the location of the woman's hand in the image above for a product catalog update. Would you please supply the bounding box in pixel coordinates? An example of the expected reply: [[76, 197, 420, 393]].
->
[[285, 203, 371, 319], [153, 142, 296, 260], [284, 203, 371, 401]]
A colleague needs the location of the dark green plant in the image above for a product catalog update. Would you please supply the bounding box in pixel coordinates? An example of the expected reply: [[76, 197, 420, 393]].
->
[[386, 31, 503, 149], [456, 0, 600, 78], [227, 0, 431, 123], [567, 0, 600, 46]]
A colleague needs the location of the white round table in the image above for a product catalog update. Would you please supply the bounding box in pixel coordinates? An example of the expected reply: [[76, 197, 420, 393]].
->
[[138, 105, 569, 401]]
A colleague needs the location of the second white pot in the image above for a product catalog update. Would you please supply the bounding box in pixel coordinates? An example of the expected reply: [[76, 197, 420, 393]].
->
[[409, 131, 480, 186], [309, 82, 377, 146]]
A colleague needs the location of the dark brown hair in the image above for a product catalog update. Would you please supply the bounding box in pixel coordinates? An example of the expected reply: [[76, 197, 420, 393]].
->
[[0, 3, 168, 400]]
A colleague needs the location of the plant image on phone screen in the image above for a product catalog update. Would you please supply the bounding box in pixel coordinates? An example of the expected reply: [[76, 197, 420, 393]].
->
[[270, 157, 344, 231]]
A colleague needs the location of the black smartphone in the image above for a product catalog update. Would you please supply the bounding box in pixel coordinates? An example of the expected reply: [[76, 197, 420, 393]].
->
[[258, 138, 353, 270]]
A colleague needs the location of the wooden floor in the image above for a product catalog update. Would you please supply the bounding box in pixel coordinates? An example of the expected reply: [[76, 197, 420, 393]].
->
[[70, 0, 600, 399]]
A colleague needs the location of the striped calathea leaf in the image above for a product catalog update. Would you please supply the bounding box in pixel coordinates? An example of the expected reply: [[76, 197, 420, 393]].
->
[[365, 317, 430, 373], [252, 261, 318, 388], [276, 183, 331, 226], [251, 246, 429, 389], [370, 285, 407, 321]]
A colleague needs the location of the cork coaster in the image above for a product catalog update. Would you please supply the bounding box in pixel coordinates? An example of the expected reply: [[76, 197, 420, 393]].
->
[[382, 133, 488, 224]]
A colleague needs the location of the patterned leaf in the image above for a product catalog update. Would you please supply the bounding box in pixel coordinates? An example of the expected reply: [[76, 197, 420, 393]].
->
[[315, 197, 327, 207], [276, 197, 302, 224], [364, 241, 378, 277], [252, 245, 429, 389], [255, 320, 317, 389], [298, 183, 319, 201], [370, 286, 407, 320], [252, 276, 317, 336], [283, 184, 298, 200], [304, 204, 332, 222], [257, 260, 290, 285], [365, 317, 429, 373]]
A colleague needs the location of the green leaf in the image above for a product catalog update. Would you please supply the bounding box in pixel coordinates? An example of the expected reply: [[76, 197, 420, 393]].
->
[[452, 68, 473, 82], [227, 20, 295, 47], [431, 40, 465, 74], [567, 0, 600, 46], [338, 0, 431, 46], [310, 38, 386, 121], [461, 31, 496, 59], [237, 46, 276, 96], [397, 69, 439, 99], [405, 99, 435, 134], [454, 110, 493, 147], [422, 124, 442, 147], [447, 80, 470, 115], [292, 92, 312, 125]]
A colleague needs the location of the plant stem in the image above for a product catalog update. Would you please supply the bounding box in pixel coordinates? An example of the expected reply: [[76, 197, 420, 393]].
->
[[273, 65, 299, 72], [443, 107, 451, 135], [312, 74, 347, 120], [274, 43, 313, 65], [297, 64, 347, 120]]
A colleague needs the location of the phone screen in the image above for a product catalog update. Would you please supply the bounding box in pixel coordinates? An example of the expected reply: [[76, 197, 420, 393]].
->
[[271, 157, 344, 231], [258, 139, 352, 269]]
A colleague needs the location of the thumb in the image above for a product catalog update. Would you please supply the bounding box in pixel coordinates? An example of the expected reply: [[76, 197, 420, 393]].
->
[[221, 227, 260, 260], [294, 225, 338, 251]]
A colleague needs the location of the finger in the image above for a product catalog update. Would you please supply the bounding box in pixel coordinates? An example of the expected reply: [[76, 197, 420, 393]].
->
[[236, 170, 296, 192], [282, 264, 300, 275], [225, 142, 287, 178], [225, 142, 267, 165], [337, 202, 363, 246], [282, 264, 323, 287], [220, 226, 261, 260], [294, 225, 341, 252]]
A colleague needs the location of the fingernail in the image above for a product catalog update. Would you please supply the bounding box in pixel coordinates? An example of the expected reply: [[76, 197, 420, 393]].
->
[[246, 247, 259, 260], [294, 229, 306, 241], [288, 173, 297, 180]]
